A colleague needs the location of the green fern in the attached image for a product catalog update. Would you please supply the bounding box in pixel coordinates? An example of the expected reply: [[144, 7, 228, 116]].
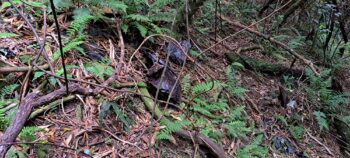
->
[[126, 14, 151, 22], [19, 126, 39, 142], [181, 74, 191, 96], [236, 134, 268, 158], [313, 111, 329, 131], [191, 80, 216, 95], [289, 125, 304, 141], [0, 32, 18, 38], [1, 84, 19, 99], [134, 22, 148, 37], [85, 62, 113, 80], [156, 116, 191, 140], [225, 65, 248, 99], [149, 0, 175, 11], [226, 121, 252, 139]]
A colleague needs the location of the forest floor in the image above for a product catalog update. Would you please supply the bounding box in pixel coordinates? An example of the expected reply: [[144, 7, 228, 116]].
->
[[0, 6, 344, 158]]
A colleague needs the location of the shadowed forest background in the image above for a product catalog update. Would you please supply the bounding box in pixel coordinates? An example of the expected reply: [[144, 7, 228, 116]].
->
[[0, 0, 350, 157]]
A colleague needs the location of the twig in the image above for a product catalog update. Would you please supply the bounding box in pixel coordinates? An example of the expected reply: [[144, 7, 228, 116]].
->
[[49, 0, 69, 93], [199, 0, 293, 56], [100, 128, 141, 150], [29, 95, 76, 119], [306, 130, 334, 156], [7, 0, 40, 41]]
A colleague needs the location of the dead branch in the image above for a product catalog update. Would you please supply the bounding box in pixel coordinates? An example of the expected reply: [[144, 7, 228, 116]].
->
[[0, 64, 49, 73], [219, 14, 320, 76], [175, 130, 227, 158], [0, 84, 94, 157]]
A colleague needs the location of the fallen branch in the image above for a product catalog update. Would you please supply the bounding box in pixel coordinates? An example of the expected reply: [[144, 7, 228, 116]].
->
[[219, 14, 320, 76], [0, 84, 94, 157], [29, 95, 76, 119], [0, 64, 49, 73]]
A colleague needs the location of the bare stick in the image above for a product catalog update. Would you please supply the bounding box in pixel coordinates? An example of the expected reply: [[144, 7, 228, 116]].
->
[[49, 0, 69, 93]]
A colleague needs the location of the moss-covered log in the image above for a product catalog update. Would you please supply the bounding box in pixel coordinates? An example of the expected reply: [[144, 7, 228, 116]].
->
[[226, 53, 305, 77]]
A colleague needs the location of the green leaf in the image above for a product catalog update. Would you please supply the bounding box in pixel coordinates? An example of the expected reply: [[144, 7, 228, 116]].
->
[[275, 115, 288, 126], [0, 32, 18, 38], [231, 62, 245, 70], [48, 76, 57, 86], [52, 41, 84, 61], [85, 62, 113, 80], [73, 8, 91, 20], [33, 72, 45, 81]]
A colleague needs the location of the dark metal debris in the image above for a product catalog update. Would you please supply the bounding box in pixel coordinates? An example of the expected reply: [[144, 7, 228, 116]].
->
[[164, 40, 191, 65], [0, 48, 16, 59], [143, 51, 182, 102], [86, 51, 105, 61], [273, 136, 296, 154]]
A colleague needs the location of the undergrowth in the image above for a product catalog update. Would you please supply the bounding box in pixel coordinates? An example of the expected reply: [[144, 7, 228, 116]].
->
[[156, 65, 268, 157]]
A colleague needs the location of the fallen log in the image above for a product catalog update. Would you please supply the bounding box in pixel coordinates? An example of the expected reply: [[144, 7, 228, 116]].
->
[[219, 15, 320, 76], [226, 53, 305, 78]]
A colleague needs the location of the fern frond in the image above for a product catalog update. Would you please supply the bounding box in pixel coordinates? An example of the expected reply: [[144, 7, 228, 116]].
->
[[19, 126, 39, 142], [181, 74, 191, 96], [150, 10, 176, 22], [85, 62, 113, 80], [150, 0, 175, 11], [225, 120, 252, 139], [107, 1, 128, 13], [52, 40, 85, 61], [1, 84, 19, 98], [236, 134, 268, 158], [134, 22, 148, 37], [313, 111, 329, 131], [126, 14, 151, 22], [191, 80, 215, 95]]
